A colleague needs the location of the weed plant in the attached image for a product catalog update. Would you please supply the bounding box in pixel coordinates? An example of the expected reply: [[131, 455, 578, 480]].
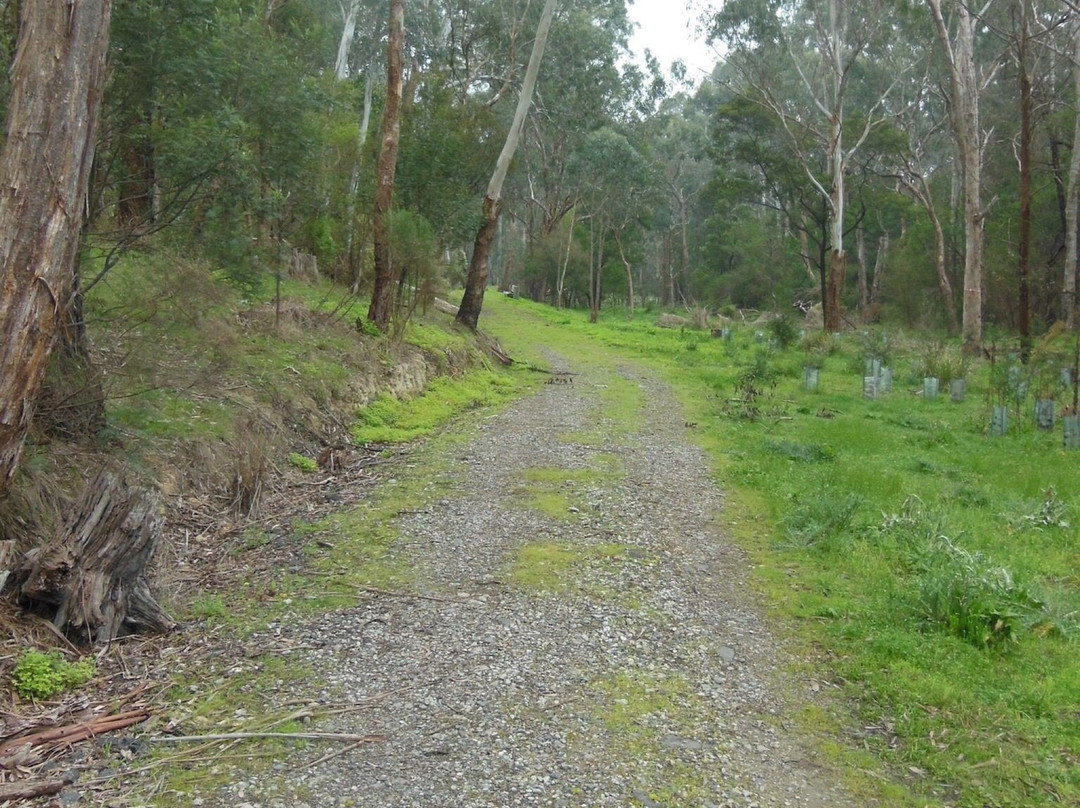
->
[[11, 650, 95, 700]]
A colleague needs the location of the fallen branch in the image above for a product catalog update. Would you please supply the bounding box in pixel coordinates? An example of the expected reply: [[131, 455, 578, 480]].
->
[[149, 731, 387, 744], [0, 779, 68, 802], [291, 738, 371, 771], [0, 709, 151, 759]]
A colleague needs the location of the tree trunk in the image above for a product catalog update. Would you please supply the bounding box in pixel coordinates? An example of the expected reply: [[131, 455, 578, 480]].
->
[[856, 224, 869, 317], [663, 230, 674, 308], [0, 0, 113, 498], [335, 0, 361, 80], [616, 230, 634, 319], [345, 66, 374, 290], [1016, 0, 1032, 361], [556, 206, 575, 309], [870, 231, 889, 306], [8, 471, 175, 645], [367, 0, 405, 332], [927, 193, 958, 333], [798, 214, 818, 285], [927, 0, 984, 353], [902, 171, 959, 333], [824, 249, 846, 332], [457, 0, 558, 330], [1065, 24, 1080, 330]]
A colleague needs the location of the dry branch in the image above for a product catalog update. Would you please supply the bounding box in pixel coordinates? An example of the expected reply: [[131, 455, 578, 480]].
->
[[0, 778, 68, 802], [0, 709, 151, 760], [149, 731, 386, 744]]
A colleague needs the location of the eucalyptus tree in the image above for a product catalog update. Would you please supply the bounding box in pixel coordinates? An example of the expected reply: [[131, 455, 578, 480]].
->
[[924, 0, 1001, 352], [571, 127, 656, 317], [710, 0, 904, 331], [710, 93, 832, 303], [875, 49, 962, 332], [652, 94, 712, 306], [516, 0, 636, 242], [1065, 13, 1080, 328], [456, 0, 560, 331], [0, 0, 113, 495], [368, 0, 406, 331]]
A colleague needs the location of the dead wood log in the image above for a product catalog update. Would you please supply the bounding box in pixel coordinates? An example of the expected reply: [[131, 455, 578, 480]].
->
[[7, 472, 175, 645], [474, 331, 512, 366], [0, 778, 68, 802], [0, 710, 151, 761]]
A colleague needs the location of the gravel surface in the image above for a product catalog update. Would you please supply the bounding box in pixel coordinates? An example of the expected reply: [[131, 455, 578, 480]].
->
[[202, 356, 855, 808]]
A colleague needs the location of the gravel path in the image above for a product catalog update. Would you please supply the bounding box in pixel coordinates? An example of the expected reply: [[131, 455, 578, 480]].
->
[[210, 355, 855, 808]]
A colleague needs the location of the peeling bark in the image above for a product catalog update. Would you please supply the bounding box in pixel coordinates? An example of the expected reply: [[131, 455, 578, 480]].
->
[[0, 0, 114, 497], [9, 471, 175, 645]]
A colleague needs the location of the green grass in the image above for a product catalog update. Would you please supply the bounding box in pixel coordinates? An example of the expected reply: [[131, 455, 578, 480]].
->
[[481, 293, 1080, 808], [512, 463, 622, 519], [351, 371, 524, 444], [508, 541, 629, 592]]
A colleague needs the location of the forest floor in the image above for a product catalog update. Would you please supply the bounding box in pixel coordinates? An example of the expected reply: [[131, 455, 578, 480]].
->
[[147, 344, 857, 808]]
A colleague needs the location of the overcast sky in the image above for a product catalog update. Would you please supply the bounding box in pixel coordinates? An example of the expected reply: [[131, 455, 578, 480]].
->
[[626, 0, 718, 85]]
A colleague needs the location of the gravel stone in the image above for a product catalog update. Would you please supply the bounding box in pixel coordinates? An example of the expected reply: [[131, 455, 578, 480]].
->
[[198, 357, 856, 808]]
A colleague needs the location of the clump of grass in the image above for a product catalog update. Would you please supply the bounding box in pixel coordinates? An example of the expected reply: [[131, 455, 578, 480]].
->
[[801, 329, 841, 356], [916, 341, 968, 384], [12, 650, 95, 700], [780, 490, 863, 551], [1004, 486, 1071, 533], [908, 535, 1048, 649], [287, 452, 318, 472]]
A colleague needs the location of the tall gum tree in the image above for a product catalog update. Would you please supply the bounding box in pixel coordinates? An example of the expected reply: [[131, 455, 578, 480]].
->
[[926, 0, 993, 354], [456, 0, 559, 330], [710, 0, 900, 332], [1066, 18, 1080, 329], [0, 0, 114, 497], [367, 0, 406, 331]]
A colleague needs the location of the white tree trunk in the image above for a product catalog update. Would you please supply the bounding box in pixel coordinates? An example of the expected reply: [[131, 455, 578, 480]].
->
[[335, 0, 361, 80], [927, 0, 983, 352], [456, 0, 559, 329]]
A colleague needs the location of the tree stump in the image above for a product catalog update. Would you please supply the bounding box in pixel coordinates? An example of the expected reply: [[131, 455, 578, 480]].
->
[[7, 471, 175, 645]]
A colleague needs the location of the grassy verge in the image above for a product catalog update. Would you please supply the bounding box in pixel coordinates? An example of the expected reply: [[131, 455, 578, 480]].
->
[[480, 294, 1080, 808]]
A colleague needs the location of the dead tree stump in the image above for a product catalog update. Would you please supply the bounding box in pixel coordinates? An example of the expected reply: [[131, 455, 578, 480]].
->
[[7, 471, 175, 645]]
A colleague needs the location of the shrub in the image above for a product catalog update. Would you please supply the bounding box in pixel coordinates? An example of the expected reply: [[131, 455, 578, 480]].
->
[[768, 315, 798, 349], [12, 650, 95, 700], [726, 351, 777, 421], [860, 328, 892, 364]]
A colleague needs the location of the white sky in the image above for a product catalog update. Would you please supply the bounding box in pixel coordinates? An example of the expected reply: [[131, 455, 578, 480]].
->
[[626, 0, 719, 86]]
